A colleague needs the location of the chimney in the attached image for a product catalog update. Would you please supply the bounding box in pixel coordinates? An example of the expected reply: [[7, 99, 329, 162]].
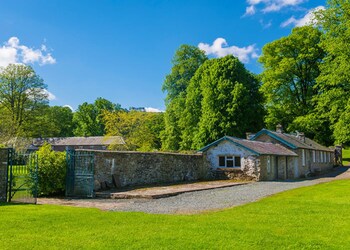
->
[[297, 132, 305, 142], [246, 132, 252, 140], [276, 124, 283, 133]]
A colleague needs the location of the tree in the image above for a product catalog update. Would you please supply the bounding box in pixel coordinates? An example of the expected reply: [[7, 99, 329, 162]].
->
[[313, 0, 350, 145], [161, 45, 207, 150], [0, 64, 48, 139], [182, 55, 264, 149], [259, 26, 324, 132], [73, 98, 122, 136], [34, 143, 67, 196], [102, 110, 164, 151]]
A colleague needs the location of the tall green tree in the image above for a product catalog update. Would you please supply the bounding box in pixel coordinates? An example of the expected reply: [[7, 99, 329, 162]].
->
[[0, 64, 48, 139], [259, 26, 325, 133], [314, 0, 350, 145], [73, 98, 122, 136], [183, 55, 264, 149], [102, 110, 164, 151], [161, 45, 207, 150]]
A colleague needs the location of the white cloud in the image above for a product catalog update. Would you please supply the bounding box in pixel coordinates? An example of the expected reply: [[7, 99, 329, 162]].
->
[[0, 37, 56, 67], [0, 46, 17, 67], [260, 19, 272, 29], [145, 107, 163, 113], [245, 0, 306, 15], [41, 89, 56, 101], [281, 6, 325, 27], [63, 105, 75, 112], [198, 38, 259, 63], [245, 5, 256, 16]]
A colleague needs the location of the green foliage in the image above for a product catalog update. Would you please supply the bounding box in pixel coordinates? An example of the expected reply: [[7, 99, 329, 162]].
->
[[24, 105, 75, 138], [1, 181, 350, 249], [161, 45, 207, 151], [313, 0, 350, 145], [103, 110, 164, 151], [342, 147, 350, 166], [35, 143, 67, 196], [73, 97, 122, 136], [259, 26, 324, 132], [182, 55, 264, 149], [162, 44, 208, 103], [0, 64, 48, 139], [333, 98, 350, 144]]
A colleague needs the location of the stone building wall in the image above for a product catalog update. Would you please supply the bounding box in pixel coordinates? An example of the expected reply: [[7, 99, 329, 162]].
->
[[204, 141, 261, 180], [0, 149, 8, 202], [77, 150, 210, 190]]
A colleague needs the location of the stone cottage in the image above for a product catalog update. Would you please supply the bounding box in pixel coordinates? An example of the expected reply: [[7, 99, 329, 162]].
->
[[251, 126, 334, 177], [199, 136, 298, 181]]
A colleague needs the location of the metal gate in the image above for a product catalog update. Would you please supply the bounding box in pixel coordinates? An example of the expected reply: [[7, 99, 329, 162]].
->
[[66, 149, 95, 198], [7, 149, 38, 204]]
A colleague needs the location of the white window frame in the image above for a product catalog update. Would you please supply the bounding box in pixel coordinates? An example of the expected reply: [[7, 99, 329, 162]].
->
[[218, 155, 241, 168], [302, 149, 306, 166]]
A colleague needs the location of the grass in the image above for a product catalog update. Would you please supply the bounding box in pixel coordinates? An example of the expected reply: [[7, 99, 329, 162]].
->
[[343, 148, 350, 166], [1, 180, 350, 249]]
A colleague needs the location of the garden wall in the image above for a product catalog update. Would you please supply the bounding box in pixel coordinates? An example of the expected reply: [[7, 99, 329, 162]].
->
[[77, 150, 210, 190], [0, 148, 8, 202]]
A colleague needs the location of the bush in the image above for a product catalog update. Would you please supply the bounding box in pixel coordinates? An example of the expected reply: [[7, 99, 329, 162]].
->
[[35, 143, 66, 196]]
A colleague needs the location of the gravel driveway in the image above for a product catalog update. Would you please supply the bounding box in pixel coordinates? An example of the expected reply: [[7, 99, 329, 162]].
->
[[38, 167, 350, 214]]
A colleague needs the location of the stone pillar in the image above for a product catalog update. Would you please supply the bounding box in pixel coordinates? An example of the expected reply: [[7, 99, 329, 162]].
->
[[335, 145, 343, 166], [0, 148, 8, 202]]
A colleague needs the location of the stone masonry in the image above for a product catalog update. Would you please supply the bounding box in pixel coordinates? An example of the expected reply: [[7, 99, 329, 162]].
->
[[0, 148, 8, 202], [77, 150, 210, 190]]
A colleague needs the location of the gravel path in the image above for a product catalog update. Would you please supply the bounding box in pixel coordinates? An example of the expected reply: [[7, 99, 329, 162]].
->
[[38, 167, 350, 214]]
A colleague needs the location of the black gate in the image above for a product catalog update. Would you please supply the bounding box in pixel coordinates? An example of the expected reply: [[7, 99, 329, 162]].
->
[[7, 149, 38, 204], [66, 149, 95, 198]]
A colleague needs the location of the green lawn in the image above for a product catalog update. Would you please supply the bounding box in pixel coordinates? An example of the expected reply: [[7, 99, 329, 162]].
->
[[343, 148, 350, 166], [1, 180, 350, 249]]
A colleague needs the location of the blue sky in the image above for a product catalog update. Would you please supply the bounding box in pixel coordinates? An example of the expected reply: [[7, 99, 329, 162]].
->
[[0, 0, 326, 111]]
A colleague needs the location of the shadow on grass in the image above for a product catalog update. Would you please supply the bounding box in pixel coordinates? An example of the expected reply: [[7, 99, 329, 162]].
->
[[0, 202, 34, 207]]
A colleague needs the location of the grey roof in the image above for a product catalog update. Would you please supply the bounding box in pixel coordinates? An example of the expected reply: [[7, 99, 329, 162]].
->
[[252, 129, 333, 152], [33, 136, 125, 146], [200, 136, 297, 156]]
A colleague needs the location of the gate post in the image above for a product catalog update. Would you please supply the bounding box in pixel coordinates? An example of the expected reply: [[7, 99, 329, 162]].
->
[[0, 148, 9, 202]]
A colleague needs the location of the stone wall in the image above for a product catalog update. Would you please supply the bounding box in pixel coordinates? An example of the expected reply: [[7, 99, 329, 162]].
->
[[77, 150, 210, 190], [0, 149, 8, 202]]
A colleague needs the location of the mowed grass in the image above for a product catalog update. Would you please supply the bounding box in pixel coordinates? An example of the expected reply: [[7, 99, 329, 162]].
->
[[343, 148, 350, 166], [1, 180, 350, 249]]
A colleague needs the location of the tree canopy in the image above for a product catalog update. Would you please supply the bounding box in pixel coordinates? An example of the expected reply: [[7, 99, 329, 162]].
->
[[73, 98, 122, 136], [259, 26, 324, 132], [102, 110, 164, 151], [0, 64, 48, 139], [314, 0, 350, 145], [181, 55, 264, 149], [161, 45, 207, 150]]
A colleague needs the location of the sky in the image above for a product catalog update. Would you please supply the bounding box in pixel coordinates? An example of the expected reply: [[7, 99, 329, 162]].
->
[[0, 0, 326, 111]]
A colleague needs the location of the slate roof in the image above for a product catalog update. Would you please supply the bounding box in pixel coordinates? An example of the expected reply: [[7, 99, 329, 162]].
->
[[33, 136, 125, 146], [199, 136, 297, 156], [251, 129, 333, 152]]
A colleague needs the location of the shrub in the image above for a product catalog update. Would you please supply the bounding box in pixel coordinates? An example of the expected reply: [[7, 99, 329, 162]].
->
[[35, 143, 67, 196]]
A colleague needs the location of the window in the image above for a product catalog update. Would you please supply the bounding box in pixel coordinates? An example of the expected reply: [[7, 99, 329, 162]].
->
[[218, 155, 241, 168], [313, 150, 316, 163], [302, 149, 306, 166]]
